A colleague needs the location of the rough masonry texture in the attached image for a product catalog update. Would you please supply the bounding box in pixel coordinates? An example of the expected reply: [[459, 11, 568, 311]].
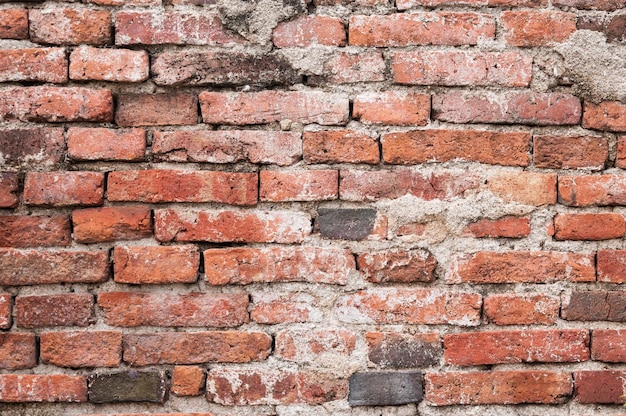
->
[[0, 0, 625, 415]]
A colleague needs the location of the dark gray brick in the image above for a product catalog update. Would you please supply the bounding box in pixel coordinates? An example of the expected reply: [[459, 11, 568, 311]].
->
[[349, 371, 423, 406]]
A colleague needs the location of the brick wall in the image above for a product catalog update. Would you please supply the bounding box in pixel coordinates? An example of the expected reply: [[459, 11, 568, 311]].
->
[[0, 0, 625, 415]]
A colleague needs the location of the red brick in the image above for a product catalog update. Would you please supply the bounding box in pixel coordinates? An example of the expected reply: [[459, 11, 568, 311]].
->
[[317, 0, 387, 4], [70, 46, 149, 82], [501, 11, 576, 46], [558, 174, 626, 206], [0, 9, 28, 39], [72, 206, 151, 244], [0, 333, 36, 369], [0, 294, 10, 329], [68, 128, 145, 162], [0, 172, 18, 208], [340, 169, 480, 202], [303, 130, 379, 164], [0, 374, 87, 402], [29, 8, 111, 45], [155, 209, 311, 244], [396, 222, 427, 237], [115, 10, 243, 46], [0, 128, 65, 168], [123, 331, 271, 366], [108, 170, 257, 205], [366, 332, 441, 368], [200, 91, 349, 126], [575, 371, 626, 403], [555, 0, 626, 9], [463, 217, 531, 238], [444, 329, 589, 366], [172, 366, 205, 396], [317, 51, 385, 84], [598, 250, 626, 283], [260, 170, 337, 202], [393, 51, 531, 87], [0, 48, 67, 83], [116, 93, 198, 127], [251, 292, 322, 324], [0, 215, 70, 248], [98, 292, 248, 327], [353, 92, 430, 126], [40, 331, 121, 368], [554, 213, 626, 240], [334, 289, 481, 326], [23, 171, 104, 207], [433, 91, 581, 125], [275, 329, 356, 362], [349, 13, 495, 47], [273, 15, 345, 47], [0, 87, 113, 123], [617, 136, 626, 168], [79, 414, 214, 416], [426, 371, 571, 405], [592, 330, 626, 362], [356, 249, 436, 283], [488, 171, 556, 205], [204, 246, 354, 285], [483, 293, 559, 325], [583, 101, 626, 132], [0, 250, 109, 286], [562, 291, 626, 321], [15, 294, 94, 328], [397, 0, 546, 9], [534, 135, 608, 169], [114, 245, 199, 284], [206, 369, 347, 405], [382, 129, 530, 166], [88, 0, 161, 4], [450, 251, 595, 283], [153, 130, 301, 165]]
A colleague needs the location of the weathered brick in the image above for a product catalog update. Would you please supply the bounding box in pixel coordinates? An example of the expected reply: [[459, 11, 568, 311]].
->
[[450, 251, 595, 284], [40, 331, 121, 368], [433, 91, 581, 125], [108, 170, 257, 205], [0, 9, 28, 39], [554, 213, 626, 240], [316, 208, 378, 241], [382, 130, 530, 166], [69, 46, 149, 82], [575, 371, 626, 403], [501, 11, 576, 46], [0, 48, 67, 83], [0, 87, 113, 123], [152, 51, 297, 86], [592, 330, 626, 362], [0, 250, 109, 286], [24, 171, 104, 207], [488, 171, 556, 206], [260, 170, 338, 202], [0, 215, 70, 248], [98, 292, 248, 327], [577, 14, 626, 43], [153, 130, 301, 165], [426, 371, 571, 405], [123, 332, 271, 366], [349, 13, 495, 47], [0, 333, 36, 369], [357, 249, 436, 283], [172, 366, 205, 396], [317, 0, 387, 4], [334, 289, 481, 326], [558, 174, 626, 206], [562, 291, 626, 321], [483, 293, 559, 325], [555, 0, 626, 9], [155, 209, 311, 244], [0, 375, 87, 402], [444, 330, 589, 366], [393, 51, 531, 87], [15, 294, 94, 328], [463, 217, 531, 238], [275, 329, 356, 362], [396, 222, 428, 237], [29, 8, 111, 45], [115, 10, 242, 46], [200, 91, 349, 126], [204, 246, 354, 285], [349, 372, 423, 406], [88, 371, 166, 403], [366, 332, 441, 368], [114, 245, 199, 284], [0, 172, 18, 208], [303, 130, 379, 164], [397, 0, 546, 8], [534, 135, 608, 169], [116, 93, 198, 127], [340, 169, 480, 202], [0, 128, 65, 168], [618, 136, 626, 168], [313, 51, 385, 84], [0, 294, 10, 329], [251, 292, 322, 324], [87, 0, 161, 4], [583, 101, 626, 132], [353, 92, 430, 126], [598, 250, 626, 283], [273, 15, 345, 47], [72, 206, 152, 243], [206, 369, 347, 405]]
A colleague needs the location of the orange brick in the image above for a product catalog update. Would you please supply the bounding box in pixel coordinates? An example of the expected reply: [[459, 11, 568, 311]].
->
[[463, 217, 531, 238], [558, 174, 626, 206], [29, 8, 111, 45], [40, 331, 122, 368], [583, 101, 626, 132], [598, 250, 626, 283], [70, 46, 149, 82], [273, 15, 346, 47], [116, 93, 197, 127], [72, 206, 151, 243], [501, 11, 576, 46], [114, 245, 199, 284], [356, 249, 436, 283], [0, 333, 36, 369], [484, 293, 559, 325], [534, 135, 608, 169], [172, 366, 205, 396], [67, 128, 145, 162], [275, 329, 356, 362], [303, 130, 379, 164], [0, 374, 87, 402], [23, 171, 104, 207], [0, 9, 28, 39], [353, 92, 430, 126], [251, 292, 322, 324], [0, 48, 67, 83], [488, 171, 556, 206], [554, 213, 626, 240], [260, 170, 338, 202], [0, 215, 71, 248]]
